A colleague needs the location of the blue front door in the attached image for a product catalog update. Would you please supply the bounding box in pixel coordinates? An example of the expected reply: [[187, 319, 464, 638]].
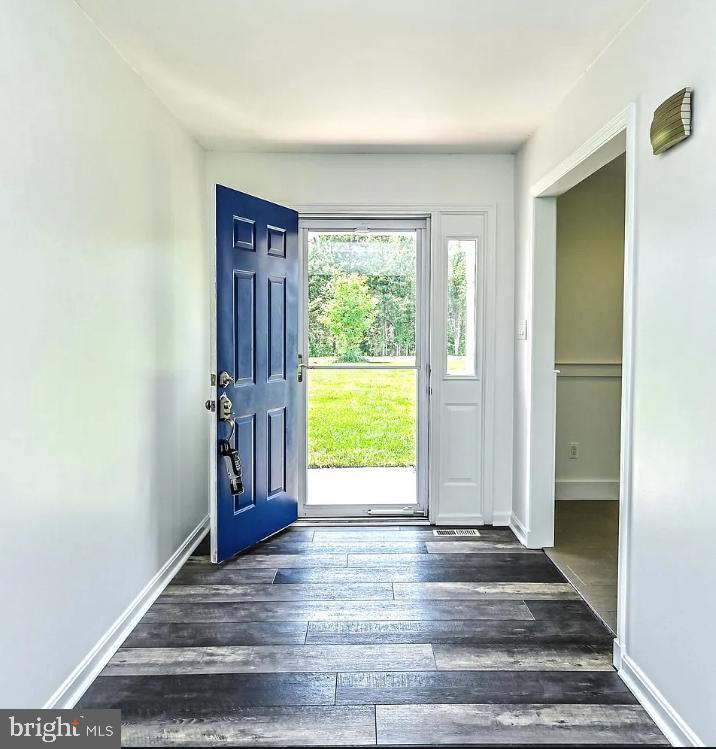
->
[[213, 185, 299, 562]]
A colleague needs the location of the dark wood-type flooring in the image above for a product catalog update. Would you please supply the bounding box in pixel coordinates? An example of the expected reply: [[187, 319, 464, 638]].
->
[[79, 525, 666, 746]]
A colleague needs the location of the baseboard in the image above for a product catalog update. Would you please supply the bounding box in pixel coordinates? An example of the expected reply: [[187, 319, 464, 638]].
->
[[555, 479, 619, 500], [43, 514, 209, 709], [491, 510, 511, 527], [619, 652, 703, 747], [509, 512, 530, 546], [434, 513, 484, 526], [612, 638, 623, 670]]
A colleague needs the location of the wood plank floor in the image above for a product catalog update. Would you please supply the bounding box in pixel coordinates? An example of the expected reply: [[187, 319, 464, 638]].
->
[[79, 525, 667, 746]]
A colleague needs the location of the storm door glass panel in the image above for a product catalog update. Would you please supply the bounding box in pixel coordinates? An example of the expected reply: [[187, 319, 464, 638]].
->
[[306, 230, 418, 505], [446, 239, 477, 376]]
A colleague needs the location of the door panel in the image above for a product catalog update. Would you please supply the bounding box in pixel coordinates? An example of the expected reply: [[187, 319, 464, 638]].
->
[[233, 270, 256, 385], [235, 414, 256, 512], [268, 276, 287, 381], [213, 185, 298, 562]]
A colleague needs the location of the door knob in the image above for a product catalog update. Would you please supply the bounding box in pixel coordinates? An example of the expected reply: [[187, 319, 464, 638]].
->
[[218, 371, 235, 387]]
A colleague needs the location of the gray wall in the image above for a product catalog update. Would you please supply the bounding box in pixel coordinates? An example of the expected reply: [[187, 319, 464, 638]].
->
[[0, 0, 208, 707]]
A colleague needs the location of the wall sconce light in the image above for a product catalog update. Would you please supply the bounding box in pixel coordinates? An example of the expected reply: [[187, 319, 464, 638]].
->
[[650, 88, 692, 155]]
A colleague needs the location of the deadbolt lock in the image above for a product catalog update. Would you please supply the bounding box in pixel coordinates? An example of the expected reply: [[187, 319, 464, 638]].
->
[[218, 393, 234, 421], [218, 371, 235, 388]]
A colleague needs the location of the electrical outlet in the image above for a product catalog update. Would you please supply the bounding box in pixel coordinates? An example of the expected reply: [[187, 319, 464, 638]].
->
[[569, 442, 580, 459]]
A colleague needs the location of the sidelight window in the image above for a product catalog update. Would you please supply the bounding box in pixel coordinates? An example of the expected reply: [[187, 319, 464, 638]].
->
[[446, 238, 478, 377]]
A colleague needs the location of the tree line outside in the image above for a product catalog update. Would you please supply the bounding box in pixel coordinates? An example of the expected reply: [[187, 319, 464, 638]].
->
[[308, 232, 468, 363]]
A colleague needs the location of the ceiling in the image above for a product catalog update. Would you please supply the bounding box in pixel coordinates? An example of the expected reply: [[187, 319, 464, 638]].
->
[[76, 0, 645, 153]]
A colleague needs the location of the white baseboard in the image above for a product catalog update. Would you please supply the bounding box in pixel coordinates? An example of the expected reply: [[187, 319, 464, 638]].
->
[[612, 638, 623, 670], [491, 510, 511, 527], [555, 479, 619, 500], [43, 515, 209, 709], [509, 512, 530, 546], [435, 513, 484, 526], [619, 652, 703, 747]]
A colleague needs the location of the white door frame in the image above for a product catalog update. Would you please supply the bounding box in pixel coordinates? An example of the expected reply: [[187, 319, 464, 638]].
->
[[292, 203, 497, 525], [520, 105, 637, 667], [297, 215, 430, 518]]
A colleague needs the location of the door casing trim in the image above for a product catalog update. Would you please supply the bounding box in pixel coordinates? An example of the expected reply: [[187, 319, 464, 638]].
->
[[292, 203, 497, 525], [521, 104, 636, 672], [297, 215, 429, 518]]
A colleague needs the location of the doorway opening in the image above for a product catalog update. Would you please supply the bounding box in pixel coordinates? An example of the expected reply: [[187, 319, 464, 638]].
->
[[545, 154, 626, 632], [525, 105, 636, 660], [298, 218, 429, 518]]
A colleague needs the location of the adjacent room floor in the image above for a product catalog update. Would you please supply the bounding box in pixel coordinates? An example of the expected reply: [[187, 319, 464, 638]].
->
[[546, 501, 619, 631], [79, 524, 663, 746]]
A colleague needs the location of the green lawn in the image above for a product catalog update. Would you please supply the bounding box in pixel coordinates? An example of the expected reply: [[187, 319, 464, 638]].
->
[[307, 368, 416, 468]]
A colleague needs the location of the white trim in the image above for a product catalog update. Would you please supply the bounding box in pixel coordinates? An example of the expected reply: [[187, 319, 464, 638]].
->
[[43, 516, 209, 709], [296, 214, 429, 519], [509, 512, 531, 547], [616, 103, 638, 655], [293, 518, 428, 527], [298, 504, 426, 520], [435, 512, 485, 526], [523, 104, 636, 637], [525, 196, 557, 548], [481, 208, 498, 524], [428, 210, 441, 525], [619, 653, 704, 747], [530, 110, 628, 198], [293, 202, 498, 530], [491, 510, 511, 527], [299, 217, 427, 230], [208, 186, 218, 563], [555, 479, 620, 500], [612, 638, 623, 670], [556, 362, 622, 378], [291, 202, 489, 216]]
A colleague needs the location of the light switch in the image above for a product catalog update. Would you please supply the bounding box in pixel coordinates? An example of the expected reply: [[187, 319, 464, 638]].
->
[[517, 319, 528, 340]]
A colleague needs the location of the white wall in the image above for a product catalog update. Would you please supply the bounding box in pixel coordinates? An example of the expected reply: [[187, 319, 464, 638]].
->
[[0, 0, 208, 707], [555, 156, 625, 498], [206, 152, 515, 524], [514, 0, 716, 743]]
